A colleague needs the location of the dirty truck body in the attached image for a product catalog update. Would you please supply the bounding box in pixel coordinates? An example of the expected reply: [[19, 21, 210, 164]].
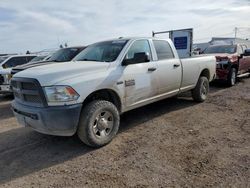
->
[[11, 37, 216, 147]]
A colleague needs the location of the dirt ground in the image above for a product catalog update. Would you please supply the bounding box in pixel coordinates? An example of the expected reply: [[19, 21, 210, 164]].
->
[[0, 79, 249, 188]]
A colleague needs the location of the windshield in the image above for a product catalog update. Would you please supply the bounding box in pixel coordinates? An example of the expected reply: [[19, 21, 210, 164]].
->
[[0, 56, 8, 64], [204, 45, 237, 54], [48, 48, 81, 62], [29, 56, 46, 62], [73, 40, 128, 62]]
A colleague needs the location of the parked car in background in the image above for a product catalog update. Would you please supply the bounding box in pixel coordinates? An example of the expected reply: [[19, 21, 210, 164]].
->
[[11, 46, 86, 75], [203, 44, 250, 86], [11, 37, 216, 147], [0, 55, 37, 73], [0, 47, 85, 94], [0, 55, 37, 94]]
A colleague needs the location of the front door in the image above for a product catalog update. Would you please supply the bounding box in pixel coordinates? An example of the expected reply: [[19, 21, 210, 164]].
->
[[122, 39, 158, 107]]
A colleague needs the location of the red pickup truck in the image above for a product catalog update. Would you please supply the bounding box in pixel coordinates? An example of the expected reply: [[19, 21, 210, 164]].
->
[[203, 44, 250, 86]]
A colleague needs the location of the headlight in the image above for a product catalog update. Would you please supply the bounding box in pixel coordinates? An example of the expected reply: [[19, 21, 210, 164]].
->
[[44, 86, 79, 105]]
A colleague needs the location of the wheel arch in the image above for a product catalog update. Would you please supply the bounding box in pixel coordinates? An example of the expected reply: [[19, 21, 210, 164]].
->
[[199, 68, 210, 80], [231, 63, 239, 72], [82, 89, 122, 113]]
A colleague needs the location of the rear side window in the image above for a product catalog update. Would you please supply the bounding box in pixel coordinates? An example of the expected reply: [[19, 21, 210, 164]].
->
[[153, 40, 174, 60], [3, 56, 35, 68]]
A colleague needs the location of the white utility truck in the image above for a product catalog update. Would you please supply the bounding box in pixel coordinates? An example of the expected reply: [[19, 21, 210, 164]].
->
[[11, 37, 216, 147]]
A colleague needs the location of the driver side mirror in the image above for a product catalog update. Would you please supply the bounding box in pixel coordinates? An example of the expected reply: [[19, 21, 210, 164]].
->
[[243, 49, 250, 56], [122, 52, 150, 66]]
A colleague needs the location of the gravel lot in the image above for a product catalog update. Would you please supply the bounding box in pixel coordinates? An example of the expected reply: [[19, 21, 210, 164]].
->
[[0, 79, 249, 187]]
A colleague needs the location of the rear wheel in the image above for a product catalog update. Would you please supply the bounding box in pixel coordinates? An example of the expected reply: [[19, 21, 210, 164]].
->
[[77, 100, 120, 147], [192, 76, 209, 102], [227, 68, 237, 86]]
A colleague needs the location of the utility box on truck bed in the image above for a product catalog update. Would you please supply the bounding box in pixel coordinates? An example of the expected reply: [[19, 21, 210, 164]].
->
[[153, 28, 193, 58]]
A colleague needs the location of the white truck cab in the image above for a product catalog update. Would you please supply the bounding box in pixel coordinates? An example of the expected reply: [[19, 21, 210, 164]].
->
[[11, 37, 216, 147]]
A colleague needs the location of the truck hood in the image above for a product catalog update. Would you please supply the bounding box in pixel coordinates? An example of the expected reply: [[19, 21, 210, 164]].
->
[[213, 53, 238, 62], [13, 61, 60, 70], [201, 53, 238, 62], [14, 61, 110, 86]]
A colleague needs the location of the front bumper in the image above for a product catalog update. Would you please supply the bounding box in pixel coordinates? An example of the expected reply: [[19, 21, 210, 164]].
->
[[216, 69, 229, 80], [12, 100, 82, 136]]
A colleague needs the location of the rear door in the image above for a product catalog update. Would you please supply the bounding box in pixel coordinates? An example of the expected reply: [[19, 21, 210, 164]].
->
[[153, 40, 182, 95], [122, 39, 158, 107]]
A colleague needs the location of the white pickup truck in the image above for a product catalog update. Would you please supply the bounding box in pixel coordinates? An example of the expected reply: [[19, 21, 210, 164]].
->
[[11, 37, 216, 147]]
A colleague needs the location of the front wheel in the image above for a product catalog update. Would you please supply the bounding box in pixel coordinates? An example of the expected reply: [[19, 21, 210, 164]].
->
[[77, 100, 120, 147], [192, 76, 209, 102], [227, 68, 237, 86]]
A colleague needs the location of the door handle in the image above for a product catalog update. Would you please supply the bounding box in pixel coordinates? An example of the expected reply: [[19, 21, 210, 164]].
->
[[173, 64, 180, 68], [148, 67, 157, 72]]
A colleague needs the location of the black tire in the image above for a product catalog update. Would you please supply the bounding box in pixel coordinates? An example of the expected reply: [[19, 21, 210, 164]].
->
[[77, 100, 120, 148], [191, 76, 209, 102], [227, 68, 237, 86]]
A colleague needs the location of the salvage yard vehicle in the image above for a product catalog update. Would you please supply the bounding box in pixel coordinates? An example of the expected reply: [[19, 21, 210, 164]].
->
[[0, 47, 85, 94], [11, 37, 216, 147], [203, 44, 250, 86], [0, 55, 37, 94], [11, 46, 86, 75]]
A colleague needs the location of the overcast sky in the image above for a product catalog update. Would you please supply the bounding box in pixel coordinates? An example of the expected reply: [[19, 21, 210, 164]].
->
[[0, 0, 250, 54]]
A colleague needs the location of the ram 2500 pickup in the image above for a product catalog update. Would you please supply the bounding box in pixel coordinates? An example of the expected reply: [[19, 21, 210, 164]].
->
[[11, 37, 216, 147], [203, 44, 250, 86]]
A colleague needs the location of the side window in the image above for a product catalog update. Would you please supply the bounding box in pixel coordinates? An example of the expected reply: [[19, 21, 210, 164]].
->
[[126, 40, 152, 61], [4, 57, 28, 68], [4, 57, 16, 68], [153, 40, 174, 60], [13, 57, 28, 66], [26, 56, 36, 62]]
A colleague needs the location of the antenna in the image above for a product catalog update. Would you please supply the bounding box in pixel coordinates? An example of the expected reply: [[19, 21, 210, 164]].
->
[[234, 27, 238, 39]]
